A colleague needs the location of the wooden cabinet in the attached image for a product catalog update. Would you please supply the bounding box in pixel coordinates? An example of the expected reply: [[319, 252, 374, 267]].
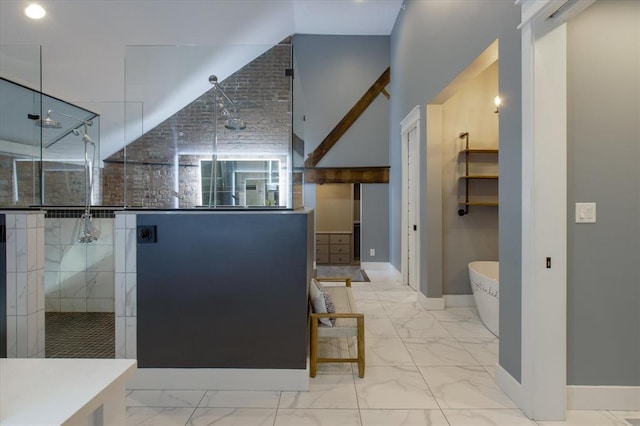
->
[[316, 233, 352, 264], [315, 234, 329, 264]]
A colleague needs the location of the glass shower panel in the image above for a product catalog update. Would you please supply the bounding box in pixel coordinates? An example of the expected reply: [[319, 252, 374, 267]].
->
[[77, 101, 138, 207], [0, 76, 101, 208], [123, 44, 293, 209], [40, 110, 99, 206], [0, 44, 42, 207]]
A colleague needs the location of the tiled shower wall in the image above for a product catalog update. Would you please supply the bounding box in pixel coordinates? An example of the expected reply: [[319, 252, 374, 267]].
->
[[3, 211, 45, 358], [45, 217, 115, 312]]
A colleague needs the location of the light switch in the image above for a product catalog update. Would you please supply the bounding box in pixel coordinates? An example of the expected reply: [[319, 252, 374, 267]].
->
[[575, 203, 596, 223]]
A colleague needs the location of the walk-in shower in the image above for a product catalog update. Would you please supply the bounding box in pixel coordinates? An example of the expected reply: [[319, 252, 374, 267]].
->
[[207, 74, 246, 207], [37, 110, 99, 243]]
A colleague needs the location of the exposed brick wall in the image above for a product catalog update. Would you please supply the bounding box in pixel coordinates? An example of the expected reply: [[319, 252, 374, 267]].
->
[[102, 44, 292, 208], [0, 155, 98, 207], [0, 157, 43, 207], [0, 155, 18, 206]]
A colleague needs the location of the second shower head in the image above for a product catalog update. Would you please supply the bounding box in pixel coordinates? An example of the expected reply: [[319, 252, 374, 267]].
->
[[72, 127, 95, 145], [36, 110, 62, 129]]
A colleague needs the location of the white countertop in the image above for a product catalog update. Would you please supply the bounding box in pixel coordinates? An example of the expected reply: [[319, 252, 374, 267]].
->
[[1, 358, 137, 425]]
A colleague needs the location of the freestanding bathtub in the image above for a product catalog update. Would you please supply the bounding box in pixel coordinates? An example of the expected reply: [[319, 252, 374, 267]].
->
[[468, 261, 499, 337]]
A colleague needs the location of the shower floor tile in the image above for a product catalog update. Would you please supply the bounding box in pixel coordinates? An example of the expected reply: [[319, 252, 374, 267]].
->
[[46, 312, 115, 358]]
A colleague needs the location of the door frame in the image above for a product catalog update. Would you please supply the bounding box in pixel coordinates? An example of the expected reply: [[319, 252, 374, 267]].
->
[[400, 105, 421, 292], [505, 0, 596, 420]]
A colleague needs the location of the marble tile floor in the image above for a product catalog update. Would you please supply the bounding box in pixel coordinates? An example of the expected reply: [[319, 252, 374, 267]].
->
[[125, 265, 639, 426]]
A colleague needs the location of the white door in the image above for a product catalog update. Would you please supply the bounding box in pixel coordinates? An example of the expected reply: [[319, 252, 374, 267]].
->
[[407, 127, 419, 290], [401, 105, 421, 292]]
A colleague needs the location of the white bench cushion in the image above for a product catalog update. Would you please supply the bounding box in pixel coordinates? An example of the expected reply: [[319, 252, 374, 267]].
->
[[317, 286, 359, 338], [310, 279, 336, 326]]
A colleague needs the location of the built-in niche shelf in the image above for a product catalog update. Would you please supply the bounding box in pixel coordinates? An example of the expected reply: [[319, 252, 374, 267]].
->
[[457, 132, 499, 216]]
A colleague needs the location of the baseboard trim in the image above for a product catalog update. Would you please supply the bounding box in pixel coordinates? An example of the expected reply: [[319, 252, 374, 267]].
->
[[128, 367, 309, 391], [567, 385, 640, 411], [360, 261, 398, 273], [444, 294, 475, 307], [495, 364, 528, 415], [417, 291, 445, 310]]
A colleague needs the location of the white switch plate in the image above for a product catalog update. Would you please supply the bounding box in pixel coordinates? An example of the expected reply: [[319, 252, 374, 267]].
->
[[370, 249, 375, 256], [575, 202, 596, 223]]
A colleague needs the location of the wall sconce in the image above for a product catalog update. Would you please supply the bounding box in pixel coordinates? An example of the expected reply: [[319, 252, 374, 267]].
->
[[494, 96, 501, 114]]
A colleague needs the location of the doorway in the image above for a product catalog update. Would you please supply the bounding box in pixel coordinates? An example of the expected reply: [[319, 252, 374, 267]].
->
[[407, 126, 420, 291], [315, 183, 358, 266], [420, 41, 500, 310], [400, 106, 421, 292]]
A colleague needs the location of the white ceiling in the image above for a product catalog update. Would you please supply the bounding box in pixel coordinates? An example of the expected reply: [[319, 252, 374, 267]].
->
[[0, 0, 402, 159]]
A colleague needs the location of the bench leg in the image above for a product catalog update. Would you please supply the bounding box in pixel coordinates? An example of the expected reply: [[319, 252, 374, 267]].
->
[[310, 318, 318, 378], [357, 316, 365, 378]]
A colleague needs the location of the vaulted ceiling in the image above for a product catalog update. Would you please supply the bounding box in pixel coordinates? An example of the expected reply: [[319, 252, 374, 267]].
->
[[0, 0, 402, 158]]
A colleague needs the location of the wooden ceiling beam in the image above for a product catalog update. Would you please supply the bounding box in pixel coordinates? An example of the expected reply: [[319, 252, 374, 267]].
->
[[304, 67, 390, 168], [303, 167, 389, 184]]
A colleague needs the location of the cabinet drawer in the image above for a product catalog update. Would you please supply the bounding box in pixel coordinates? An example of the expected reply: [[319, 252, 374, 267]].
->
[[329, 254, 350, 264], [316, 253, 329, 264], [316, 234, 329, 244], [329, 244, 350, 254], [329, 234, 350, 245], [316, 245, 329, 255]]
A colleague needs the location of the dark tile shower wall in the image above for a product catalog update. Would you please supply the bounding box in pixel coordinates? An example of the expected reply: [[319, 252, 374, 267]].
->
[[44, 211, 116, 313]]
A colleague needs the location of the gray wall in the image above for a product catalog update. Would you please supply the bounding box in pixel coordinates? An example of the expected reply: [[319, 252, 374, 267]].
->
[[390, 0, 522, 380], [136, 210, 314, 368], [0, 214, 5, 358], [567, 0, 640, 386], [293, 35, 390, 262], [293, 35, 390, 168], [361, 184, 390, 262]]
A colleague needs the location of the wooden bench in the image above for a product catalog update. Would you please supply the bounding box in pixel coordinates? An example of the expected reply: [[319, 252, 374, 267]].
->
[[310, 277, 365, 378]]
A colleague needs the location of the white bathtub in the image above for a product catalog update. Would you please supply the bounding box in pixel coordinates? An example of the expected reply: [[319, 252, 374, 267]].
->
[[468, 261, 499, 337]]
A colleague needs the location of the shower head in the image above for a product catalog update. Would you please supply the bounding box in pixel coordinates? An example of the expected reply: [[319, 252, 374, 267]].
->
[[36, 110, 62, 129], [224, 117, 246, 131], [36, 109, 94, 132], [82, 133, 95, 145], [209, 74, 246, 131], [72, 126, 95, 145]]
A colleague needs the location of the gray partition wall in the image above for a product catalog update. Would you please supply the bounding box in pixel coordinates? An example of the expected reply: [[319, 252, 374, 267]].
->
[[0, 214, 5, 358], [390, 0, 522, 381], [567, 0, 640, 386], [136, 210, 313, 369]]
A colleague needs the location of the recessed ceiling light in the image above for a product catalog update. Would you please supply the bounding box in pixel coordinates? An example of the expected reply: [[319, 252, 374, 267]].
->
[[25, 4, 46, 20]]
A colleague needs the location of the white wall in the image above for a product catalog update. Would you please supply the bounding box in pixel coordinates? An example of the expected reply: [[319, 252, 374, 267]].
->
[[45, 218, 114, 312]]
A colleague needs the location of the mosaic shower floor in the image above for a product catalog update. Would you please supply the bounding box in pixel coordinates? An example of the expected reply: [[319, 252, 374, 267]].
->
[[45, 312, 115, 358]]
